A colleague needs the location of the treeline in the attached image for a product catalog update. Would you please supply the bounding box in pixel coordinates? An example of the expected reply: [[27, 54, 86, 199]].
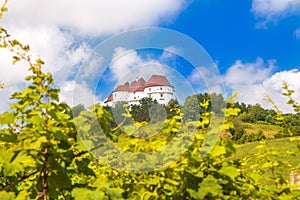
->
[[70, 92, 300, 144]]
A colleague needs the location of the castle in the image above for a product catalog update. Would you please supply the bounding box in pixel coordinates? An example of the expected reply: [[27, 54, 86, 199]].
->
[[104, 75, 175, 106]]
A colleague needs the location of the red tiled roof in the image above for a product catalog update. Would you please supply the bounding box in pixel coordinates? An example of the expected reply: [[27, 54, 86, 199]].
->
[[105, 75, 172, 102], [104, 93, 113, 103], [129, 78, 146, 92], [114, 85, 129, 92], [134, 86, 145, 92], [144, 75, 171, 87]]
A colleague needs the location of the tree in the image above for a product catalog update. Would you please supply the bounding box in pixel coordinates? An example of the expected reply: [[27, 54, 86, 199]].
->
[[182, 95, 200, 121], [210, 93, 226, 116], [111, 101, 131, 125], [239, 104, 268, 123], [70, 104, 85, 118], [165, 99, 180, 119], [0, 12, 94, 199], [130, 97, 159, 122]]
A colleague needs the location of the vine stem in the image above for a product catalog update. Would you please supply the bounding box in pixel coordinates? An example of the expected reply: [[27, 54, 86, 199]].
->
[[4, 170, 38, 191]]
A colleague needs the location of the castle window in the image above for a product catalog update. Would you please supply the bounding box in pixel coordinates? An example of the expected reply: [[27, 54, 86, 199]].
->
[[160, 94, 163, 97], [160, 87, 162, 90]]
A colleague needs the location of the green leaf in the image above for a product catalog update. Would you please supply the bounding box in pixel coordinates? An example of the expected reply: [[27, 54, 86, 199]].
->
[[0, 112, 15, 124], [15, 191, 29, 200], [210, 145, 226, 157], [76, 158, 94, 176], [48, 170, 72, 189], [0, 191, 15, 200], [36, 58, 44, 65], [1, 6, 8, 12], [72, 188, 106, 200], [0, 131, 17, 142], [287, 100, 295, 105], [12, 56, 20, 65], [218, 166, 240, 180], [197, 175, 223, 198], [262, 161, 279, 169], [106, 188, 124, 199]]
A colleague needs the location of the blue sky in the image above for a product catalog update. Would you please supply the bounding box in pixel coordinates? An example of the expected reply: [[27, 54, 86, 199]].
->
[[1, 0, 300, 113], [165, 0, 300, 74]]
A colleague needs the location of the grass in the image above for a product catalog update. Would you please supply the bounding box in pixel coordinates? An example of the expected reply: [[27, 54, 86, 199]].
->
[[232, 137, 300, 181], [242, 122, 282, 138]]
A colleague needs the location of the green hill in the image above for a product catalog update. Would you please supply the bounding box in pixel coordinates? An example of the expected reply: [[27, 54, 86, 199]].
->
[[232, 137, 300, 181]]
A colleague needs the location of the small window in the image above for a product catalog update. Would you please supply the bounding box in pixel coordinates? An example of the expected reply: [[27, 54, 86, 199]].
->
[[160, 87, 162, 90], [134, 97, 136, 99], [160, 94, 163, 97], [149, 88, 151, 91]]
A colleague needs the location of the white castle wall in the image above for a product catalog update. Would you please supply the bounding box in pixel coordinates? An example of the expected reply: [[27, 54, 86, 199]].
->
[[128, 91, 148, 105], [113, 91, 129, 102], [105, 78, 175, 106], [145, 86, 174, 105]]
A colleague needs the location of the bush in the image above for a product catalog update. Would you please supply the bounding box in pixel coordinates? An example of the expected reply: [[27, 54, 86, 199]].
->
[[238, 131, 266, 144]]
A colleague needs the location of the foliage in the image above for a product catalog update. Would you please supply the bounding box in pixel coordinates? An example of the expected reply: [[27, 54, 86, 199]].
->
[[238, 104, 277, 124], [164, 99, 180, 119], [2, 2, 300, 199], [237, 131, 266, 144], [69, 104, 86, 118], [210, 92, 226, 116], [0, 26, 96, 199], [130, 97, 162, 123], [181, 95, 201, 121]]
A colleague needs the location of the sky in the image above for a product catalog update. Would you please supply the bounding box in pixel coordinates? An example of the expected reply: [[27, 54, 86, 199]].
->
[[0, 0, 300, 113]]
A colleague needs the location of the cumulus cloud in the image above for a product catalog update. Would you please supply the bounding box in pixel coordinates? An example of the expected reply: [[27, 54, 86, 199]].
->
[[224, 58, 300, 113], [224, 58, 274, 86], [160, 46, 182, 61], [294, 28, 300, 39], [251, 0, 300, 28], [3, 0, 189, 37], [252, 0, 300, 17], [187, 64, 225, 95], [109, 47, 171, 83], [60, 80, 99, 107], [0, 0, 190, 111], [0, 25, 91, 110]]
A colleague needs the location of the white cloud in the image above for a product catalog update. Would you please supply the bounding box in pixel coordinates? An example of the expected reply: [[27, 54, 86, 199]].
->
[[224, 58, 300, 113], [2, 24, 92, 79], [160, 46, 182, 61], [76, 53, 105, 83], [294, 28, 300, 39], [60, 80, 99, 108], [251, 0, 300, 28], [252, 0, 300, 17], [0, 0, 190, 111], [0, 25, 91, 111], [187, 64, 225, 95], [3, 0, 189, 37], [109, 47, 171, 83], [224, 58, 274, 86], [110, 47, 143, 81]]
